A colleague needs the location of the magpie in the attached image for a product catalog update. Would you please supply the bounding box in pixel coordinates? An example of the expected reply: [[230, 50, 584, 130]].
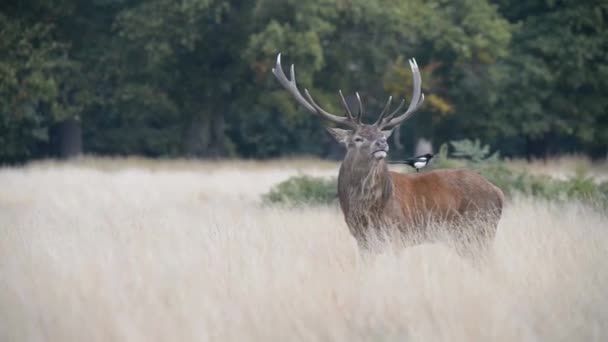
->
[[389, 153, 434, 172]]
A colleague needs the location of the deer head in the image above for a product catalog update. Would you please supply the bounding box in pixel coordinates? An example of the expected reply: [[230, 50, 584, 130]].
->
[[271, 53, 425, 166]]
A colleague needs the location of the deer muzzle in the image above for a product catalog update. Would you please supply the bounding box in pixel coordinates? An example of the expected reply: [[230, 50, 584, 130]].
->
[[372, 140, 389, 159]]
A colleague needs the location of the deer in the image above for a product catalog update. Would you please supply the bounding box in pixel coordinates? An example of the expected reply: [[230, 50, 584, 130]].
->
[[272, 53, 504, 253]]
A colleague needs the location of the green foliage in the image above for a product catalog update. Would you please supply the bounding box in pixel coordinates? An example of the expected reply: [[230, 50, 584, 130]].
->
[[262, 175, 337, 206], [0, 13, 85, 162], [449, 139, 500, 163], [263, 139, 608, 207], [477, 1, 608, 156], [439, 139, 608, 207], [0, 0, 607, 161]]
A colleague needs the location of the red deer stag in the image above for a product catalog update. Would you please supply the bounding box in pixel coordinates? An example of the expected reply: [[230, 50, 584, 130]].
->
[[272, 53, 504, 251]]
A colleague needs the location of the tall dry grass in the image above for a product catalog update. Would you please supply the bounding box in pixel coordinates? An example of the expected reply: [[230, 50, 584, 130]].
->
[[0, 159, 607, 341]]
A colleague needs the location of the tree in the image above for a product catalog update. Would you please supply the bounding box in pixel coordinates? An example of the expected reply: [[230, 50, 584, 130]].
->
[[484, 0, 608, 158], [238, 0, 511, 157], [104, 0, 256, 157], [0, 11, 88, 162], [1, 0, 605, 161]]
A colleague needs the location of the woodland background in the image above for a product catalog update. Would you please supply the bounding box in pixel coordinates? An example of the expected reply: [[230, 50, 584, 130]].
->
[[1, 0, 607, 163]]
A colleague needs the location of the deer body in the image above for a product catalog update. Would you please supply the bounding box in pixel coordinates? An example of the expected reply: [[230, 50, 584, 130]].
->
[[338, 158, 504, 249], [272, 53, 504, 251]]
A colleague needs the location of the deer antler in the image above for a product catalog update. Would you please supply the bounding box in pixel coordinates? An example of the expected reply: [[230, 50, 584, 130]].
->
[[272, 53, 357, 128], [272, 53, 424, 129], [375, 58, 425, 129]]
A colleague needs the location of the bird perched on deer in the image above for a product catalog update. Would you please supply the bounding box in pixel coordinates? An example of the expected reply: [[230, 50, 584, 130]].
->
[[272, 53, 504, 252], [390, 153, 435, 172]]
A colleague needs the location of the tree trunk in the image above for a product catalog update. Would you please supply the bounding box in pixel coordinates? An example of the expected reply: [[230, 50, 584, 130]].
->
[[184, 116, 207, 157], [393, 127, 404, 150], [525, 136, 533, 162], [209, 114, 226, 157], [183, 113, 226, 158], [51, 118, 82, 159]]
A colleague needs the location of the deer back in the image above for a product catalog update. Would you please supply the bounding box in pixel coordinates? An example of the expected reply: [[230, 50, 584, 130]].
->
[[390, 169, 504, 225]]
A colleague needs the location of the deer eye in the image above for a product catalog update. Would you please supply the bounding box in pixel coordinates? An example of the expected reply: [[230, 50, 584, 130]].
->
[[354, 137, 364, 143]]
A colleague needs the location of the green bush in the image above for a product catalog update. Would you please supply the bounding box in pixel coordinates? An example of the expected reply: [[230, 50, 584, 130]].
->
[[263, 139, 608, 208], [262, 175, 337, 206], [438, 139, 608, 208]]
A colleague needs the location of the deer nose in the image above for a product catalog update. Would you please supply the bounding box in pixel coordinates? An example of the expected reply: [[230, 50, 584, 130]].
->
[[375, 139, 389, 151]]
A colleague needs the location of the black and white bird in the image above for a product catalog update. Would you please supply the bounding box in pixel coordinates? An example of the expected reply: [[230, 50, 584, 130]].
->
[[390, 153, 434, 172]]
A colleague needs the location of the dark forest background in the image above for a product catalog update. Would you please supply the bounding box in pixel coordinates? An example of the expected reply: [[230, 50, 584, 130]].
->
[[1, 0, 607, 163]]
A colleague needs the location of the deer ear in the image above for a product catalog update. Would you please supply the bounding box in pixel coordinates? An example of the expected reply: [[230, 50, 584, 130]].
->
[[326, 128, 351, 144], [382, 128, 395, 139]]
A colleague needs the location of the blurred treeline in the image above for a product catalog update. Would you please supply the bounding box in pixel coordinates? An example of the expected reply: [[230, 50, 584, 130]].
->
[[1, 0, 607, 163]]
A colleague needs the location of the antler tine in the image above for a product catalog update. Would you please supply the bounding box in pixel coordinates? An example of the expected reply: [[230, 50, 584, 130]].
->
[[373, 96, 393, 126], [403, 58, 424, 113], [355, 92, 363, 124], [338, 90, 355, 121], [381, 99, 406, 123], [380, 58, 425, 129], [271, 53, 356, 128], [304, 88, 356, 126]]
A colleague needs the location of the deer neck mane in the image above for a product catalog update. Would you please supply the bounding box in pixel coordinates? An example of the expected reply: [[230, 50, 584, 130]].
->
[[337, 153, 394, 215]]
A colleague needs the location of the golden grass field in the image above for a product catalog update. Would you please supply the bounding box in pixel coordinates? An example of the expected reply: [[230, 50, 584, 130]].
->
[[1, 157, 607, 341]]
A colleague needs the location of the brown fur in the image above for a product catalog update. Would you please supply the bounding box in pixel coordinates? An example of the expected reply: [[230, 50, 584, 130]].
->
[[334, 130, 504, 251]]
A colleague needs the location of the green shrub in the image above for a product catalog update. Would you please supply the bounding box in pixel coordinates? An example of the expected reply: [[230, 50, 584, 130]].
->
[[439, 139, 608, 208], [262, 139, 607, 208], [262, 175, 337, 206]]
